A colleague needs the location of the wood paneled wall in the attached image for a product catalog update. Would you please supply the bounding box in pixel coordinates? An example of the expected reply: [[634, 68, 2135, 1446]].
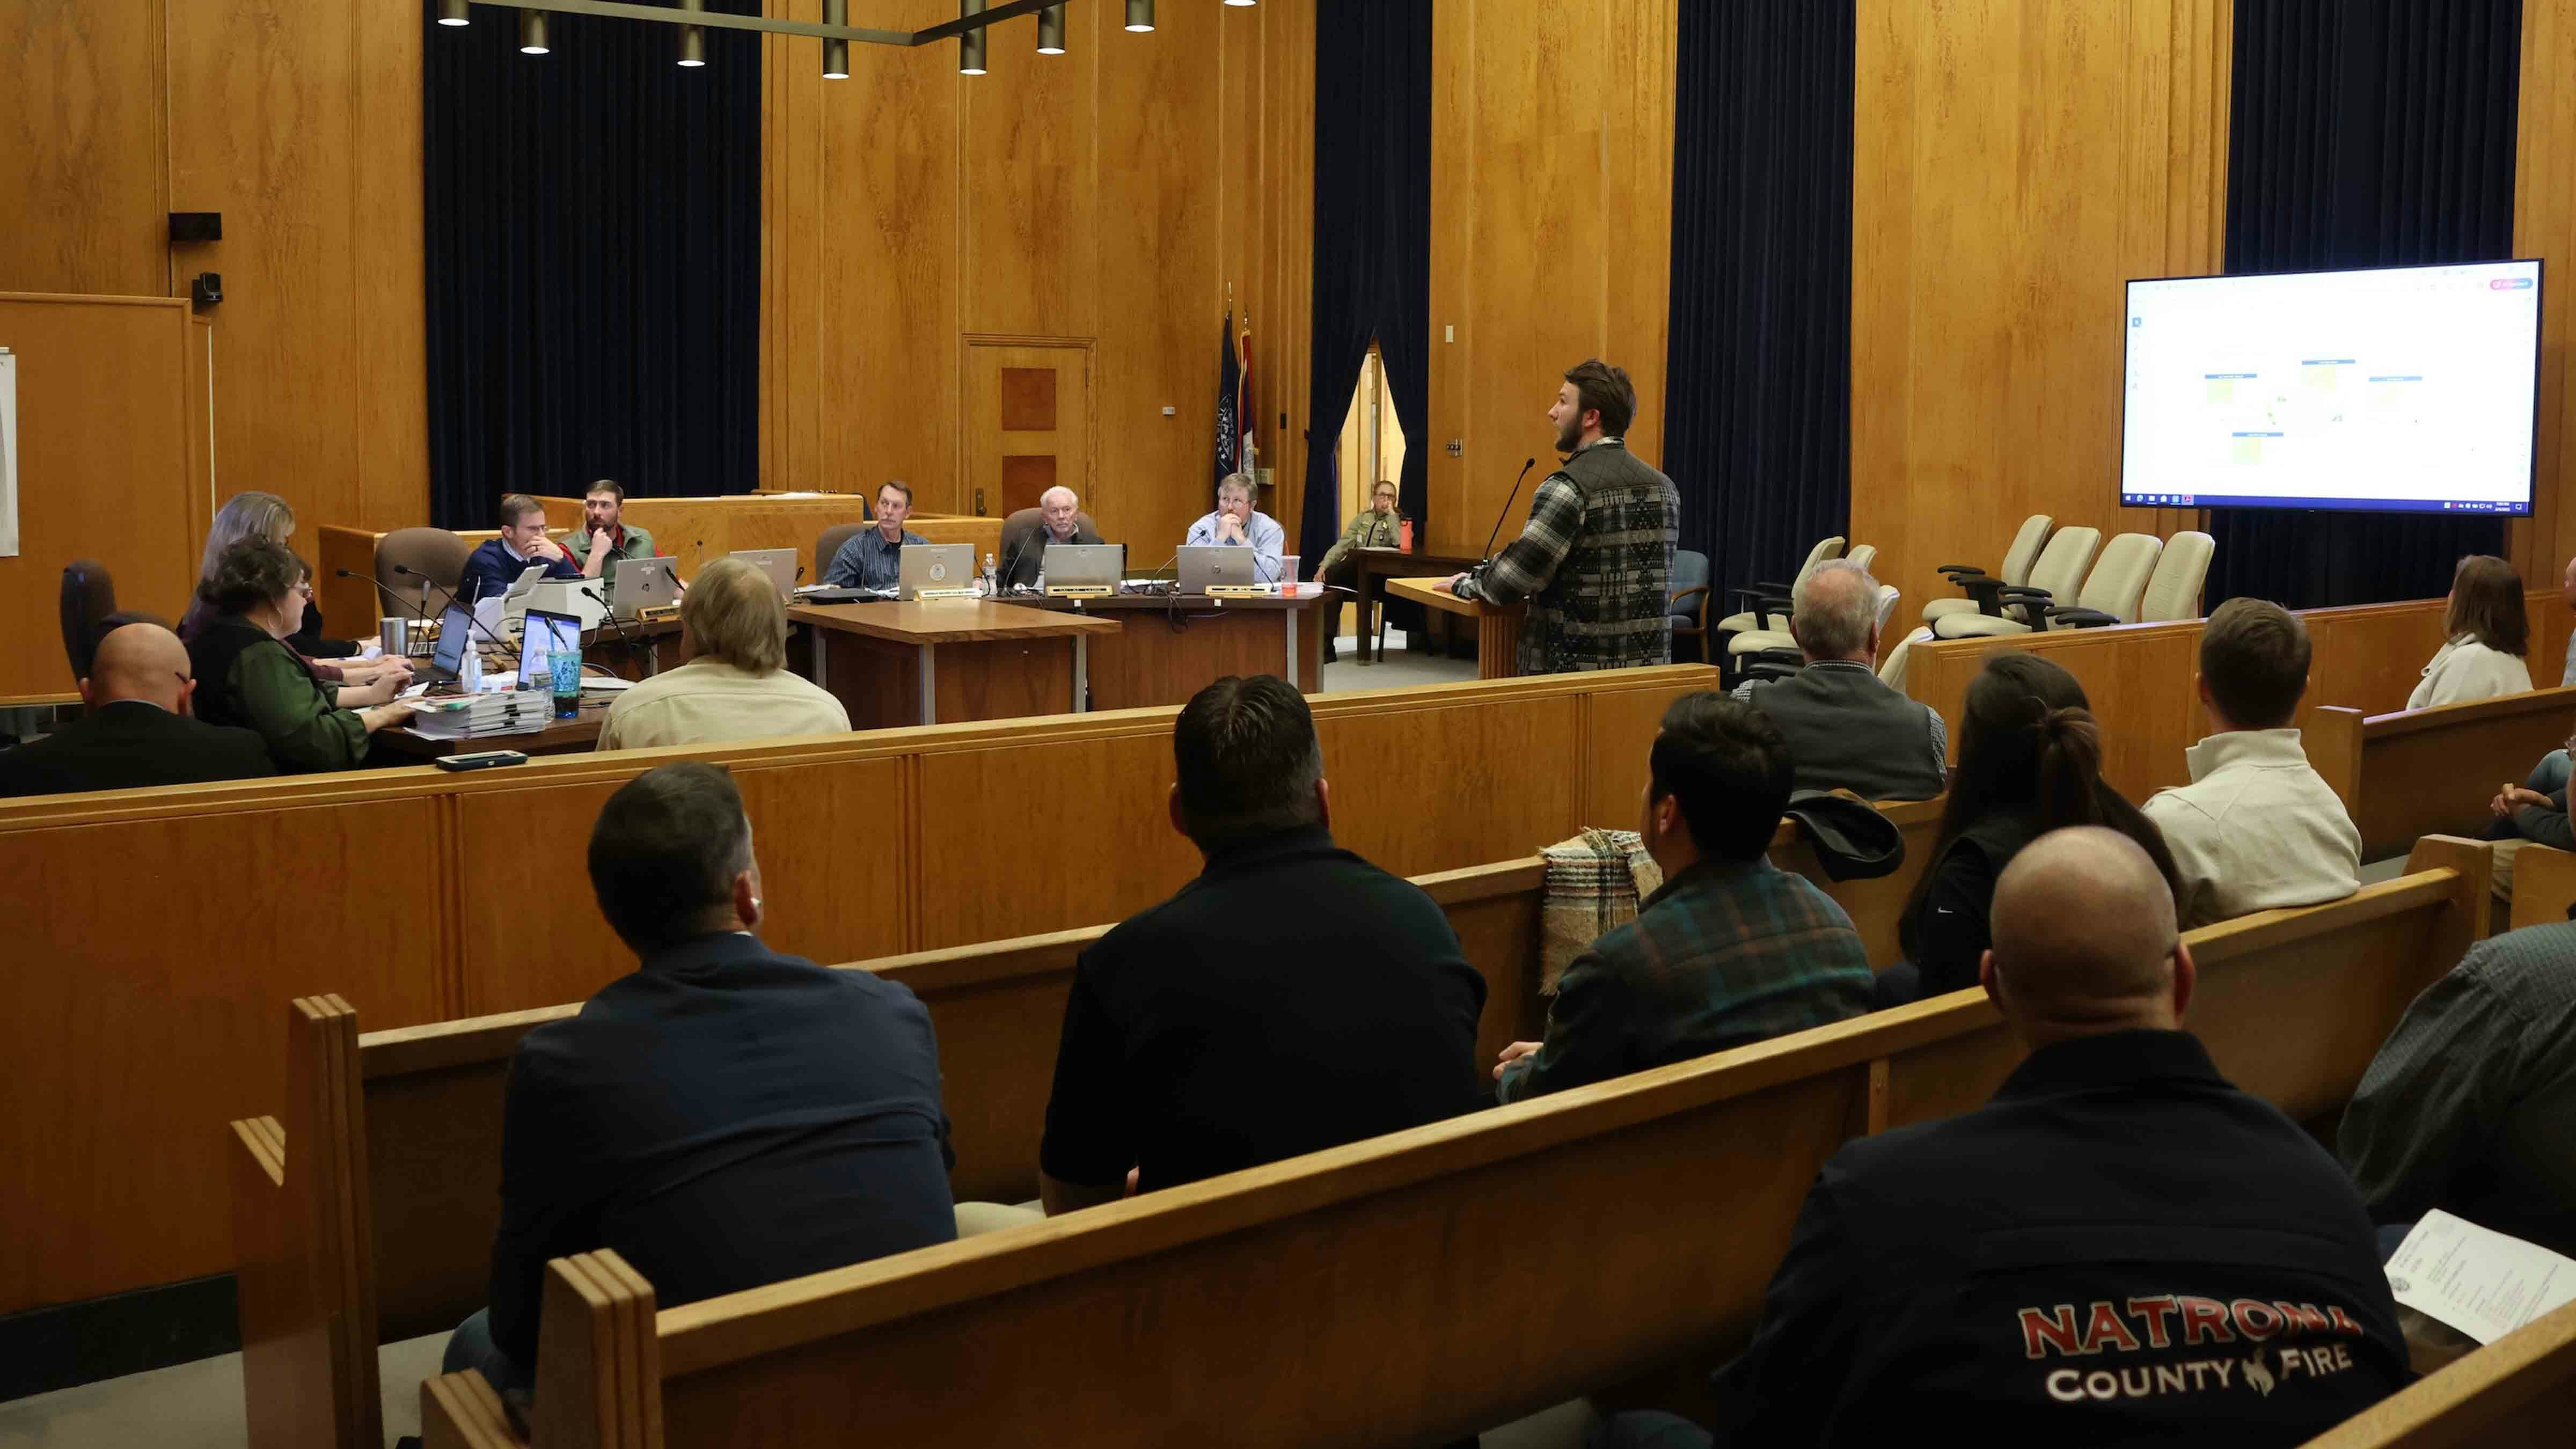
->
[[1850, 0, 2229, 621], [2516, 0, 2576, 584], [0, 1, 427, 543], [760, 0, 1315, 566], [1425, 0, 1676, 555]]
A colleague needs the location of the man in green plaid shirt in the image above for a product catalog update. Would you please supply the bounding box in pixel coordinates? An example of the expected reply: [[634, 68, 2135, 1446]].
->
[[1450, 360, 1681, 674], [1495, 693, 1875, 1101]]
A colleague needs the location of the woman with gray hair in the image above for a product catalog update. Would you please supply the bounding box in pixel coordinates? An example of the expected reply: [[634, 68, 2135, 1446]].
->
[[178, 491, 409, 688]]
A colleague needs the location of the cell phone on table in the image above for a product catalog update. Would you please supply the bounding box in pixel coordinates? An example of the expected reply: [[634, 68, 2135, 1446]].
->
[[434, 750, 532, 772]]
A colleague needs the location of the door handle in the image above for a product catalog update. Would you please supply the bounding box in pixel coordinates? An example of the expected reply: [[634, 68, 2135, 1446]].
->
[[975, 487, 986, 516]]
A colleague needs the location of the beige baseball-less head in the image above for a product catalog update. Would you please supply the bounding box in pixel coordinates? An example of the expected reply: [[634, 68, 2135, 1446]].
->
[[1979, 825, 2194, 1051], [84, 622, 196, 715]]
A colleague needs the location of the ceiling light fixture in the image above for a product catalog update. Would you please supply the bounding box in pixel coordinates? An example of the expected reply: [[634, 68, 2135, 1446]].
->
[[1036, 3, 1064, 53], [823, 0, 850, 76], [959, 0, 986, 74], [1124, 0, 1153, 32], [518, 9, 550, 52]]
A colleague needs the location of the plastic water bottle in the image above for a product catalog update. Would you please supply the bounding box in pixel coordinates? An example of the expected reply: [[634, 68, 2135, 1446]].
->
[[1035, 566, 1047, 592], [980, 552, 998, 597], [461, 642, 483, 693]]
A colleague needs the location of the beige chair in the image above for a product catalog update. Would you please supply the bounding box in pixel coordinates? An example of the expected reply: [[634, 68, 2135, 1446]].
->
[[374, 528, 475, 621], [1715, 535, 1843, 635], [1934, 530, 2155, 639], [1843, 543, 1878, 576], [2135, 529, 2214, 623], [1878, 626, 1916, 694], [1923, 514, 2052, 626], [1730, 581, 1899, 660]]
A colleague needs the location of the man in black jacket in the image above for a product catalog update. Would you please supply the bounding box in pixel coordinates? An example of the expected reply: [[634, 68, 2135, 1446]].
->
[[444, 763, 958, 1395], [0, 622, 274, 797], [1599, 826, 2411, 1447]]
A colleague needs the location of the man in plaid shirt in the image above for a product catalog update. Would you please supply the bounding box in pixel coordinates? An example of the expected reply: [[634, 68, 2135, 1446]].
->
[[1448, 360, 1681, 674], [1493, 694, 1875, 1101]]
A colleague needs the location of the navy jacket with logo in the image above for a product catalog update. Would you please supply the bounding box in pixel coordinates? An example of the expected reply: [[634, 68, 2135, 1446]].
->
[[1709, 1029, 2410, 1446]]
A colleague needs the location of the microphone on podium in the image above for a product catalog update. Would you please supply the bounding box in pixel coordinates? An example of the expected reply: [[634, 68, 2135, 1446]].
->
[[1476, 458, 1541, 564]]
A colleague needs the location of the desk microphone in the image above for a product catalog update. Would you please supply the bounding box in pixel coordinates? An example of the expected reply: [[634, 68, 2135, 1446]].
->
[[392, 563, 521, 662], [336, 568, 435, 624], [1478, 458, 1541, 564], [579, 587, 638, 655]]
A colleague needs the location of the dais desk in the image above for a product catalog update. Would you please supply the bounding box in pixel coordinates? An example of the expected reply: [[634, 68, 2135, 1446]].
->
[[790, 599, 1119, 728], [1000, 590, 1329, 706]]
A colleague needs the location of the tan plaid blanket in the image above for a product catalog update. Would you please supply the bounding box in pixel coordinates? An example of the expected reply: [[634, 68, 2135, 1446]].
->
[[1538, 826, 1665, 993]]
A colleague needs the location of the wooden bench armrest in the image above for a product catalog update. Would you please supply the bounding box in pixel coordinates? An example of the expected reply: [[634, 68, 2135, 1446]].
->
[[422, 1370, 529, 1449]]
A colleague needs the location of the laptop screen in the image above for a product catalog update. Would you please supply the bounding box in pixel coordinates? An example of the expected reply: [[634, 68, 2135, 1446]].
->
[[434, 603, 472, 672]]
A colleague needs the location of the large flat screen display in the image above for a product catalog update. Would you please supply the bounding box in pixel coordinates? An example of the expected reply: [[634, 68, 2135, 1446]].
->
[[2120, 259, 2541, 515]]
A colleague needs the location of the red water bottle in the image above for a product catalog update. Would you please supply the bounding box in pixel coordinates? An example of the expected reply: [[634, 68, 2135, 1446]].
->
[[1399, 518, 1415, 552]]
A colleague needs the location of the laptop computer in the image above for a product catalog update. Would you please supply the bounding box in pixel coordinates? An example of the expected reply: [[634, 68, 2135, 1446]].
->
[[1177, 544, 1261, 593], [730, 547, 800, 602], [519, 608, 584, 687], [610, 555, 682, 619], [1042, 543, 1125, 591], [416, 602, 475, 686], [897, 543, 974, 601]]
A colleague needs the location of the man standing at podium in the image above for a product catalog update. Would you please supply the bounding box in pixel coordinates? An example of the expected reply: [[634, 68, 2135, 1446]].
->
[[1447, 360, 1679, 675]]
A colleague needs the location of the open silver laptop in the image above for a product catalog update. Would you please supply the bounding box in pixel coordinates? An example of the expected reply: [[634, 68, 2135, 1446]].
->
[[1177, 544, 1260, 593], [729, 547, 799, 601], [610, 555, 682, 619], [1042, 543, 1124, 591], [897, 544, 975, 601]]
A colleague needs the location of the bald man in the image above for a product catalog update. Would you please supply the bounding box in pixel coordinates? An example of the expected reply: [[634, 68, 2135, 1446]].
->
[[999, 486, 1107, 590], [0, 622, 275, 797], [1731, 559, 1947, 801], [1604, 828, 2409, 1448]]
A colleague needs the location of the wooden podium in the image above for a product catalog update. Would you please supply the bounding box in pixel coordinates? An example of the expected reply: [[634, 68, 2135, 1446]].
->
[[1386, 577, 1525, 680]]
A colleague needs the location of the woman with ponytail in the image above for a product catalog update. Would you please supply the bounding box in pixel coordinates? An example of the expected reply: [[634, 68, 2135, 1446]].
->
[[1891, 654, 2184, 1001]]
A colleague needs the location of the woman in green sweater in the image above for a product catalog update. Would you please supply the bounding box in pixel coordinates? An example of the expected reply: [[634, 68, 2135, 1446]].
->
[[186, 539, 418, 772]]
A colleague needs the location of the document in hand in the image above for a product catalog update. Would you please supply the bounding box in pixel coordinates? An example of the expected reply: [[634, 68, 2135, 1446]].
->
[[2384, 1210, 2576, 1345]]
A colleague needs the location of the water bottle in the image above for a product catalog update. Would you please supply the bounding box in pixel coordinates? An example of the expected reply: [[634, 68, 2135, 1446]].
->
[[552, 649, 582, 720], [1035, 566, 1047, 592], [980, 552, 998, 597]]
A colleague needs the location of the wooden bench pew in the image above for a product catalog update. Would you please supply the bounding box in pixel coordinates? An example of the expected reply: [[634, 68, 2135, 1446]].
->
[[1768, 794, 1942, 966], [2300, 1298, 2576, 1448], [2309, 686, 2576, 858], [2, 663, 1718, 1317], [2508, 842, 2576, 930], [236, 858, 1549, 1449], [420, 838, 2489, 1449]]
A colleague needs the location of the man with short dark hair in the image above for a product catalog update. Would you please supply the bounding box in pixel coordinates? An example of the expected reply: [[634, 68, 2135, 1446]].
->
[[1037, 675, 1487, 1213], [446, 763, 956, 1395], [1445, 359, 1679, 674], [823, 480, 931, 590], [2142, 597, 2359, 928], [564, 479, 658, 584], [1492, 694, 1872, 1101], [0, 621, 275, 796], [1607, 827, 2410, 1448], [459, 492, 581, 605], [1732, 560, 1947, 801]]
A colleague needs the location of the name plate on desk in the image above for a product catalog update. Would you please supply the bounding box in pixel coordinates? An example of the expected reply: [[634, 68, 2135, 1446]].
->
[[635, 604, 681, 622], [1205, 585, 1275, 598], [917, 587, 980, 603], [1045, 585, 1115, 597]]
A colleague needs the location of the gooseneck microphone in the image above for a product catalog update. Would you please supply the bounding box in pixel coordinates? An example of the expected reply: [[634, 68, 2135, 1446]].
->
[[336, 568, 434, 624], [1479, 458, 1541, 564], [392, 562, 520, 662], [579, 586, 638, 661]]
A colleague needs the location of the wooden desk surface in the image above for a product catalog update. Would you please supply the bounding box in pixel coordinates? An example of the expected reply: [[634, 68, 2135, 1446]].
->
[[788, 599, 1122, 645], [1387, 576, 1486, 619]]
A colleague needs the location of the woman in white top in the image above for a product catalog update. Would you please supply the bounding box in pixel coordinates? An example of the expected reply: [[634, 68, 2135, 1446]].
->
[[598, 557, 851, 750], [2407, 554, 2534, 711]]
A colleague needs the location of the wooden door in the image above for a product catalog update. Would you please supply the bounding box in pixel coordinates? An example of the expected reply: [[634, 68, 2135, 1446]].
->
[[960, 340, 1092, 524]]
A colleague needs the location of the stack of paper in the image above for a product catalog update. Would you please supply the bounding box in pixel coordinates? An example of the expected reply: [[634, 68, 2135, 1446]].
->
[[2385, 1210, 2576, 1345], [407, 691, 554, 741]]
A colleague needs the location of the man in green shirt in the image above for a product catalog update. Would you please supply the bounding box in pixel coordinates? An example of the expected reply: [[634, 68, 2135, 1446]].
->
[[565, 479, 658, 591]]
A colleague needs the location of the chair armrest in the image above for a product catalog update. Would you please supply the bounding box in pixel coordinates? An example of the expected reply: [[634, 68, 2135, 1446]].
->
[[2047, 607, 2119, 628], [1960, 577, 2007, 616], [1748, 647, 1804, 668], [1745, 662, 1800, 683], [1668, 584, 1709, 618], [1936, 564, 1989, 581], [1995, 586, 2056, 604]]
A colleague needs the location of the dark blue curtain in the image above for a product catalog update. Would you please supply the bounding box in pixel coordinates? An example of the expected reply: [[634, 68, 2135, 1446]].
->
[[1299, 0, 1431, 575], [422, 0, 762, 530], [2206, 0, 2524, 609], [1660, 0, 1856, 617]]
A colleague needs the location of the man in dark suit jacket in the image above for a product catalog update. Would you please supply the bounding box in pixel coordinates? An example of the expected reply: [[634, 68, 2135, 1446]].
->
[[0, 622, 275, 797], [444, 763, 959, 1396], [998, 487, 1109, 590]]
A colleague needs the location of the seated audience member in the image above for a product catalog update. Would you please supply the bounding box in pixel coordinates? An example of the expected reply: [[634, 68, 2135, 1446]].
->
[[0, 623, 275, 796], [564, 479, 658, 586], [1731, 559, 1946, 801], [1038, 675, 1487, 1212], [1494, 694, 1872, 1101], [1601, 828, 2410, 1449], [2142, 598, 2360, 929], [2559, 554, 2576, 688], [1316, 479, 1406, 660], [446, 763, 958, 1395], [823, 480, 932, 590], [186, 540, 415, 771], [1183, 472, 1287, 583], [597, 558, 849, 750], [999, 486, 1107, 590], [2341, 918, 2576, 1257], [179, 490, 407, 687], [2407, 553, 2531, 709], [459, 493, 583, 605], [1893, 655, 2180, 1002]]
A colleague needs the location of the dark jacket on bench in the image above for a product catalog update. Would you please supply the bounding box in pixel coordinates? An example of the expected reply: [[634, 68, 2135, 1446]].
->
[[1711, 1029, 2410, 1446], [485, 931, 957, 1368]]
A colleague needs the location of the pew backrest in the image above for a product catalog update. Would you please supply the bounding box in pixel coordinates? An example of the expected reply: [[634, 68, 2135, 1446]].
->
[[2509, 843, 2576, 931], [2310, 686, 2576, 858], [428, 837, 2490, 1449], [2298, 1297, 2576, 1448], [1766, 794, 1945, 966]]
